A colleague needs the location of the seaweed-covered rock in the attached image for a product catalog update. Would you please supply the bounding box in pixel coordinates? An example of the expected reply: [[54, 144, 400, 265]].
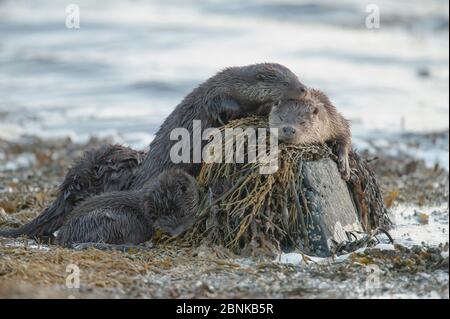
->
[[185, 117, 391, 256]]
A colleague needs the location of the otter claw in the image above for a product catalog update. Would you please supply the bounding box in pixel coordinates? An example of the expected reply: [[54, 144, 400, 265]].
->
[[337, 156, 350, 181], [340, 168, 351, 181]]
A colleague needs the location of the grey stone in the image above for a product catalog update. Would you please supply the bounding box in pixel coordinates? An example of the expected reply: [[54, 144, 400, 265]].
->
[[299, 158, 363, 257]]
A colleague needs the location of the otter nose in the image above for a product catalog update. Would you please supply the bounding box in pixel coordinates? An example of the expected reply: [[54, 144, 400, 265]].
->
[[282, 126, 296, 137]]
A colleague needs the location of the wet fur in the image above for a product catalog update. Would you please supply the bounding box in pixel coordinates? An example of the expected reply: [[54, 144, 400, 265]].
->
[[269, 89, 352, 180], [0, 145, 145, 239], [0, 63, 305, 239], [56, 169, 199, 247], [130, 63, 306, 189]]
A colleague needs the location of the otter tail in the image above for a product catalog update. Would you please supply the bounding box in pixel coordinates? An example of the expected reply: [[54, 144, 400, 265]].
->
[[0, 195, 72, 239]]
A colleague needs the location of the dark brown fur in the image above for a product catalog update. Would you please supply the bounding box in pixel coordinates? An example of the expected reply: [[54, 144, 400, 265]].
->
[[269, 89, 352, 180], [56, 169, 198, 247], [0, 144, 145, 238], [130, 63, 306, 189], [0, 63, 305, 239]]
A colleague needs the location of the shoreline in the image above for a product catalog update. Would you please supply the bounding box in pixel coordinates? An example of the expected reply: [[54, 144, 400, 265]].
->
[[0, 132, 448, 298]]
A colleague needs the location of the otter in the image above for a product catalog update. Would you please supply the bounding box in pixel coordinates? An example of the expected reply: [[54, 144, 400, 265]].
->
[[130, 63, 307, 189], [0, 144, 145, 239], [0, 63, 306, 239], [56, 169, 198, 248], [269, 89, 352, 180]]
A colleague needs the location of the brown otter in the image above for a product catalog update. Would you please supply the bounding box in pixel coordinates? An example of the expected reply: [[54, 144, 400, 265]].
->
[[56, 169, 198, 248], [0, 63, 306, 239], [0, 144, 145, 239], [269, 89, 352, 180], [130, 63, 307, 189]]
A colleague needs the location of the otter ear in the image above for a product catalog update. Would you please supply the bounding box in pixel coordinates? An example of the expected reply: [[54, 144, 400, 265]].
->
[[205, 95, 241, 125], [312, 107, 319, 115]]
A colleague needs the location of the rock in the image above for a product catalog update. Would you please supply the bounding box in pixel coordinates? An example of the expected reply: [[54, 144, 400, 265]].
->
[[299, 158, 364, 257], [415, 212, 429, 225]]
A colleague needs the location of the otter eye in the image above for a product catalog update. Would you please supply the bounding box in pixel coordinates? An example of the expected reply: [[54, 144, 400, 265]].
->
[[282, 82, 289, 87], [180, 185, 187, 193], [312, 107, 319, 115]]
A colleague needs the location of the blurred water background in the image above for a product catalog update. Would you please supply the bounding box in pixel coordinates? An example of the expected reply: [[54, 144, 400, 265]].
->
[[0, 0, 448, 158]]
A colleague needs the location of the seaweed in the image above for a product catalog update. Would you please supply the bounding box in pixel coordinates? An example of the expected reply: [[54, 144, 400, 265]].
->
[[183, 117, 391, 255]]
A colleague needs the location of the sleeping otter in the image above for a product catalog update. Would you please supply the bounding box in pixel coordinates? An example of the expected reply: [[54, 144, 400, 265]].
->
[[269, 89, 352, 180], [130, 63, 307, 189], [56, 169, 198, 248], [0, 63, 306, 239]]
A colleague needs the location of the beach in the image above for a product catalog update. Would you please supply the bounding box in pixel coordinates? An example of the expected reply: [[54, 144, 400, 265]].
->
[[0, 0, 448, 298]]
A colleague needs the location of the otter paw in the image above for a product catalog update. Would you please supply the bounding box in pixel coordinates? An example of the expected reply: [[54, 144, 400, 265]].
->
[[340, 168, 351, 181], [337, 157, 351, 181]]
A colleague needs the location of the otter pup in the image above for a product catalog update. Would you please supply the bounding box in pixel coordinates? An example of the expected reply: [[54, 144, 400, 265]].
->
[[269, 89, 352, 180], [0, 63, 306, 239], [0, 144, 145, 239], [56, 169, 199, 248]]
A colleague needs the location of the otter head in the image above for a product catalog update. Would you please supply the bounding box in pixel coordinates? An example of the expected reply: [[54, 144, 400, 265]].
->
[[204, 63, 307, 123], [231, 63, 307, 106], [269, 90, 328, 145], [143, 169, 199, 237]]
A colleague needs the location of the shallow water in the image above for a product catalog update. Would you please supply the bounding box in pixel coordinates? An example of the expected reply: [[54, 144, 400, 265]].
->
[[0, 0, 448, 151]]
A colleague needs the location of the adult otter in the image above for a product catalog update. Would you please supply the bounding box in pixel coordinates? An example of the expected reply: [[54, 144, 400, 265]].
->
[[269, 89, 352, 180], [0, 63, 306, 239], [56, 169, 198, 248], [130, 63, 307, 189]]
